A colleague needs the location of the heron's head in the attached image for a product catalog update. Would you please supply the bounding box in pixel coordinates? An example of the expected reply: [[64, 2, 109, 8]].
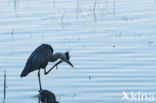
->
[[62, 51, 74, 67]]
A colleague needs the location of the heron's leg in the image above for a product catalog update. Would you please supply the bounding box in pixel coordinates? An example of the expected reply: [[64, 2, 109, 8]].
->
[[38, 69, 42, 91], [44, 60, 63, 75]]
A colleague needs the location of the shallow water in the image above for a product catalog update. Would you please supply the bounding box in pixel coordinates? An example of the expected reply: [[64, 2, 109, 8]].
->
[[0, 0, 156, 103]]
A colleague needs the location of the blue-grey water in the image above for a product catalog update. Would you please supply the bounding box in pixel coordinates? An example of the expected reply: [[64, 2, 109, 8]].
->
[[0, 0, 156, 103]]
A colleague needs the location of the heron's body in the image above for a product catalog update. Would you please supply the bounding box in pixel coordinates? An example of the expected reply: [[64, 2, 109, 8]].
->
[[21, 44, 54, 77]]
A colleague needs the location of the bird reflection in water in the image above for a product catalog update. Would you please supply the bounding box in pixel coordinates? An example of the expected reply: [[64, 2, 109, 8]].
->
[[38, 89, 59, 103]]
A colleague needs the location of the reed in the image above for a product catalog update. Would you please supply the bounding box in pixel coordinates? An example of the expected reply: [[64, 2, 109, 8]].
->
[[3, 70, 6, 102], [14, 0, 17, 11], [93, 0, 97, 22], [11, 30, 14, 40], [53, 0, 56, 8], [106, 0, 108, 13], [113, 0, 116, 15], [76, 0, 79, 19], [61, 12, 65, 30]]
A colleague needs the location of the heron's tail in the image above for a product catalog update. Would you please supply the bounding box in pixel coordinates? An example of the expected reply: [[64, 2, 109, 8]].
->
[[20, 68, 29, 77]]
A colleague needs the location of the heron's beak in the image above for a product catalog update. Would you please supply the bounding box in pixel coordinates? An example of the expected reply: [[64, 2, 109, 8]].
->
[[66, 60, 74, 68]]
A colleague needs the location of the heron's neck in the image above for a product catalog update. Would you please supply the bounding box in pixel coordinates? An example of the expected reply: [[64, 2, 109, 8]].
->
[[50, 52, 64, 62]]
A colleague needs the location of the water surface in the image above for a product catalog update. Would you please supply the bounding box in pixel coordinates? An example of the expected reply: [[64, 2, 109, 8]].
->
[[0, 0, 156, 103]]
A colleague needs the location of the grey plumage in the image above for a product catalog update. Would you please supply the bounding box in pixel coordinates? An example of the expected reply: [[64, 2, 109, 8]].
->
[[20, 44, 74, 90], [20, 44, 53, 77]]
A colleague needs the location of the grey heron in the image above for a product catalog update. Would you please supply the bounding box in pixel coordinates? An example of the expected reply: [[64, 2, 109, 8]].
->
[[20, 44, 74, 91]]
